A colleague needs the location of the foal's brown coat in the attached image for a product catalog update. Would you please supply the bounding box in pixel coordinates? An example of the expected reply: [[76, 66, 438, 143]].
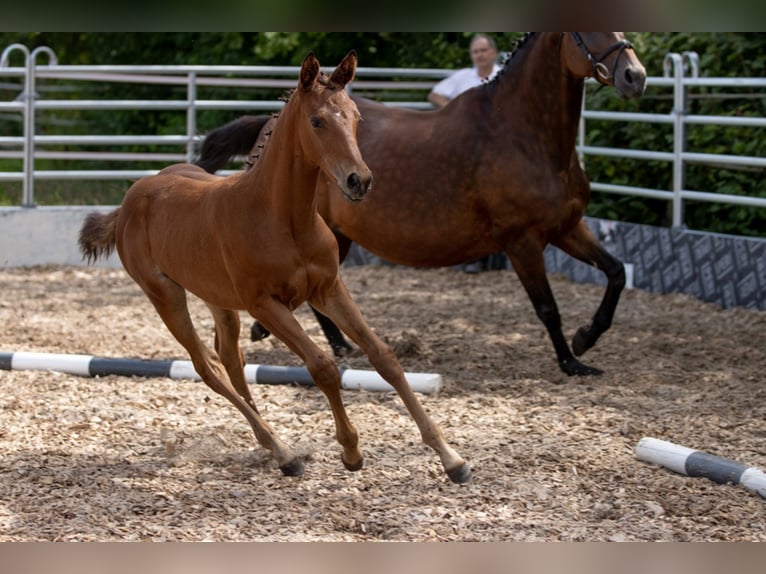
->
[[79, 52, 470, 483]]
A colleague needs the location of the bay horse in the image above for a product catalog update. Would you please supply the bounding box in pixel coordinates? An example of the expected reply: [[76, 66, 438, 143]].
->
[[195, 33, 647, 377], [79, 51, 470, 484]]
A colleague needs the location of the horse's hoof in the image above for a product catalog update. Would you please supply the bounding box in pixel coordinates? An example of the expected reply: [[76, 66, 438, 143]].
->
[[572, 327, 591, 356], [331, 342, 356, 359], [446, 463, 472, 484], [561, 357, 603, 377], [279, 458, 305, 477], [342, 455, 364, 472], [250, 322, 271, 342]]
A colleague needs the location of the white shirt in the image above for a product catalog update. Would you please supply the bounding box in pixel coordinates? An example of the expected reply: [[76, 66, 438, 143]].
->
[[431, 63, 502, 100]]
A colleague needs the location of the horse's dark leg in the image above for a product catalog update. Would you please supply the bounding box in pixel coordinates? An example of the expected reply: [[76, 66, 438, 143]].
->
[[553, 220, 625, 357], [250, 321, 271, 342], [251, 307, 353, 357], [507, 238, 603, 376], [311, 308, 354, 356]]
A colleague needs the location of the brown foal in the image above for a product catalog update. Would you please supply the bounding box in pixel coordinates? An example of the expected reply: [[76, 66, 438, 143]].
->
[[79, 51, 470, 483]]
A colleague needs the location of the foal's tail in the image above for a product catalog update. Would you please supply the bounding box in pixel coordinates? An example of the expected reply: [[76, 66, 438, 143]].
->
[[194, 115, 272, 173], [79, 209, 119, 264]]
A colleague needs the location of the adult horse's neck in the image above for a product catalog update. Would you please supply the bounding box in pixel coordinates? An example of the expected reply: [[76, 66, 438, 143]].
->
[[488, 33, 584, 162], [243, 93, 320, 229]]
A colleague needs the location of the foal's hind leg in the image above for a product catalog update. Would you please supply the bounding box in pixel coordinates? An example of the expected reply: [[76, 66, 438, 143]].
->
[[208, 305, 258, 412], [311, 278, 471, 484], [506, 235, 602, 376], [134, 274, 302, 475], [553, 219, 625, 357]]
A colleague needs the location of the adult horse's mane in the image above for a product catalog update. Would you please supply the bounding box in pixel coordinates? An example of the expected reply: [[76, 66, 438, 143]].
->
[[487, 32, 536, 85]]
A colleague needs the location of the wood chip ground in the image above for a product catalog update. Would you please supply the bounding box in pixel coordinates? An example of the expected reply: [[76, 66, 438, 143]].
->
[[1, 265, 764, 541]]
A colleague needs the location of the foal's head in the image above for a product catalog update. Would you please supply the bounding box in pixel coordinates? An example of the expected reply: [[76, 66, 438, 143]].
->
[[560, 32, 647, 99], [294, 51, 372, 202]]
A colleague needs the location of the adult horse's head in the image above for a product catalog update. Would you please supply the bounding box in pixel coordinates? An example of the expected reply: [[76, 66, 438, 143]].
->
[[296, 50, 372, 202], [561, 32, 647, 98]]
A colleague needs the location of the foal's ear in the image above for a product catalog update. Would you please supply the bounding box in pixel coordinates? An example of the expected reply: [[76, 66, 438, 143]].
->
[[328, 50, 357, 89], [300, 51, 321, 91]]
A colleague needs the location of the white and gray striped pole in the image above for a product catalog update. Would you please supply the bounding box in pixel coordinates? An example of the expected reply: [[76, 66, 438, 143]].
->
[[636, 437, 766, 499], [0, 350, 442, 394]]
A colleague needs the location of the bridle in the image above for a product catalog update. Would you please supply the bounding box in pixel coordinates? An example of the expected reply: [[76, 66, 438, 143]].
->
[[567, 32, 635, 83]]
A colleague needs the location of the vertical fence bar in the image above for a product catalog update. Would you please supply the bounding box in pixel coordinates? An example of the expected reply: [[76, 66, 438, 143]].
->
[[578, 84, 587, 169], [20, 46, 56, 207], [1, 44, 30, 207], [186, 72, 197, 163], [665, 53, 687, 228]]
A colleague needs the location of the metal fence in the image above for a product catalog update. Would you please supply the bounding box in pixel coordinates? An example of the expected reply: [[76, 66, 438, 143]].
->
[[1, 43, 765, 234], [580, 50, 766, 228]]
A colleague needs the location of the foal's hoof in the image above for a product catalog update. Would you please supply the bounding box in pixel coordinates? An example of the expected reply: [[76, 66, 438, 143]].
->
[[446, 463, 472, 484], [250, 322, 271, 342], [342, 455, 364, 472], [560, 357, 603, 377], [279, 458, 305, 477]]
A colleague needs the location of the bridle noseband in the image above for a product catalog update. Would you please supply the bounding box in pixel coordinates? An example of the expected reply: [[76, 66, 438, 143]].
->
[[568, 32, 635, 83]]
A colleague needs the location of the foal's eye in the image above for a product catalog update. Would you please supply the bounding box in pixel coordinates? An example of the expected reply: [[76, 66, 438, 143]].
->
[[310, 116, 322, 128]]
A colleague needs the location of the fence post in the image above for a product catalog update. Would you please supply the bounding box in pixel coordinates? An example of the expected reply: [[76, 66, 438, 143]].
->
[[25, 47, 57, 207], [578, 84, 587, 169], [186, 72, 197, 163], [1, 44, 31, 206], [664, 52, 686, 228], [0, 45, 57, 208]]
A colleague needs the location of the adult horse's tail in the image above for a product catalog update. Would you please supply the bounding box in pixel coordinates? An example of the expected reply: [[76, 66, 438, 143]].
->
[[79, 209, 119, 263], [194, 115, 271, 173]]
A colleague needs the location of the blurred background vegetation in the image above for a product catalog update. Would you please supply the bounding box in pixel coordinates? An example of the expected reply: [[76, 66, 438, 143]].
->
[[0, 32, 764, 236]]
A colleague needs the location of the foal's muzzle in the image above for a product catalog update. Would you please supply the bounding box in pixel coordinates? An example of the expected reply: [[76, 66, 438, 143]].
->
[[345, 172, 373, 202]]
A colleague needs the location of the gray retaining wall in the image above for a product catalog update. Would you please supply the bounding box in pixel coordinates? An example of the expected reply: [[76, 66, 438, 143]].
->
[[1, 207, 763, 310]]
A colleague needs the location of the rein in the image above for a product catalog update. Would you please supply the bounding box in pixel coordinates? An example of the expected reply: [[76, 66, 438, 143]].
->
[[568, 32, 635, 83]]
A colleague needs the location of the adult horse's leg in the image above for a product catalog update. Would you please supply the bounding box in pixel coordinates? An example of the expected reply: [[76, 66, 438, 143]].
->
[[250, 305, 354, 357], [311, 278, 471, 484], [553, 219, 625, 357], [310, 309, 354, 356], [252, 299, 363, 472], [506, 236, 603, 376], [135, 273, 303, 475]]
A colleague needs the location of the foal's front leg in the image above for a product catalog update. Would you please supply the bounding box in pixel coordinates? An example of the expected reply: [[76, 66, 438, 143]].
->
[[252, 299, 364, 472], [311, 278, 471, 484]]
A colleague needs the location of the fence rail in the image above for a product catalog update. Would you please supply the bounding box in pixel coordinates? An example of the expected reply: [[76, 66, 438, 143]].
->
[[1, 44, 765, 234], [579, 51, 766, 229]]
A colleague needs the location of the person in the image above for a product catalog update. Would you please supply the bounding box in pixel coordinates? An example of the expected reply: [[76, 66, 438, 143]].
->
[[427, 33, 502, 108], [428, 34, 507, 273]]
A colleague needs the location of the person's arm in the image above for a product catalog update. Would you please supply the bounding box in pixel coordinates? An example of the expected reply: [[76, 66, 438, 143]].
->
[[427, 91, 450, 108]]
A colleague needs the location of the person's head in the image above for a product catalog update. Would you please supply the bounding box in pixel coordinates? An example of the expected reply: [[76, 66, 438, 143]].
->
[[469, 34, 498, 76]]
